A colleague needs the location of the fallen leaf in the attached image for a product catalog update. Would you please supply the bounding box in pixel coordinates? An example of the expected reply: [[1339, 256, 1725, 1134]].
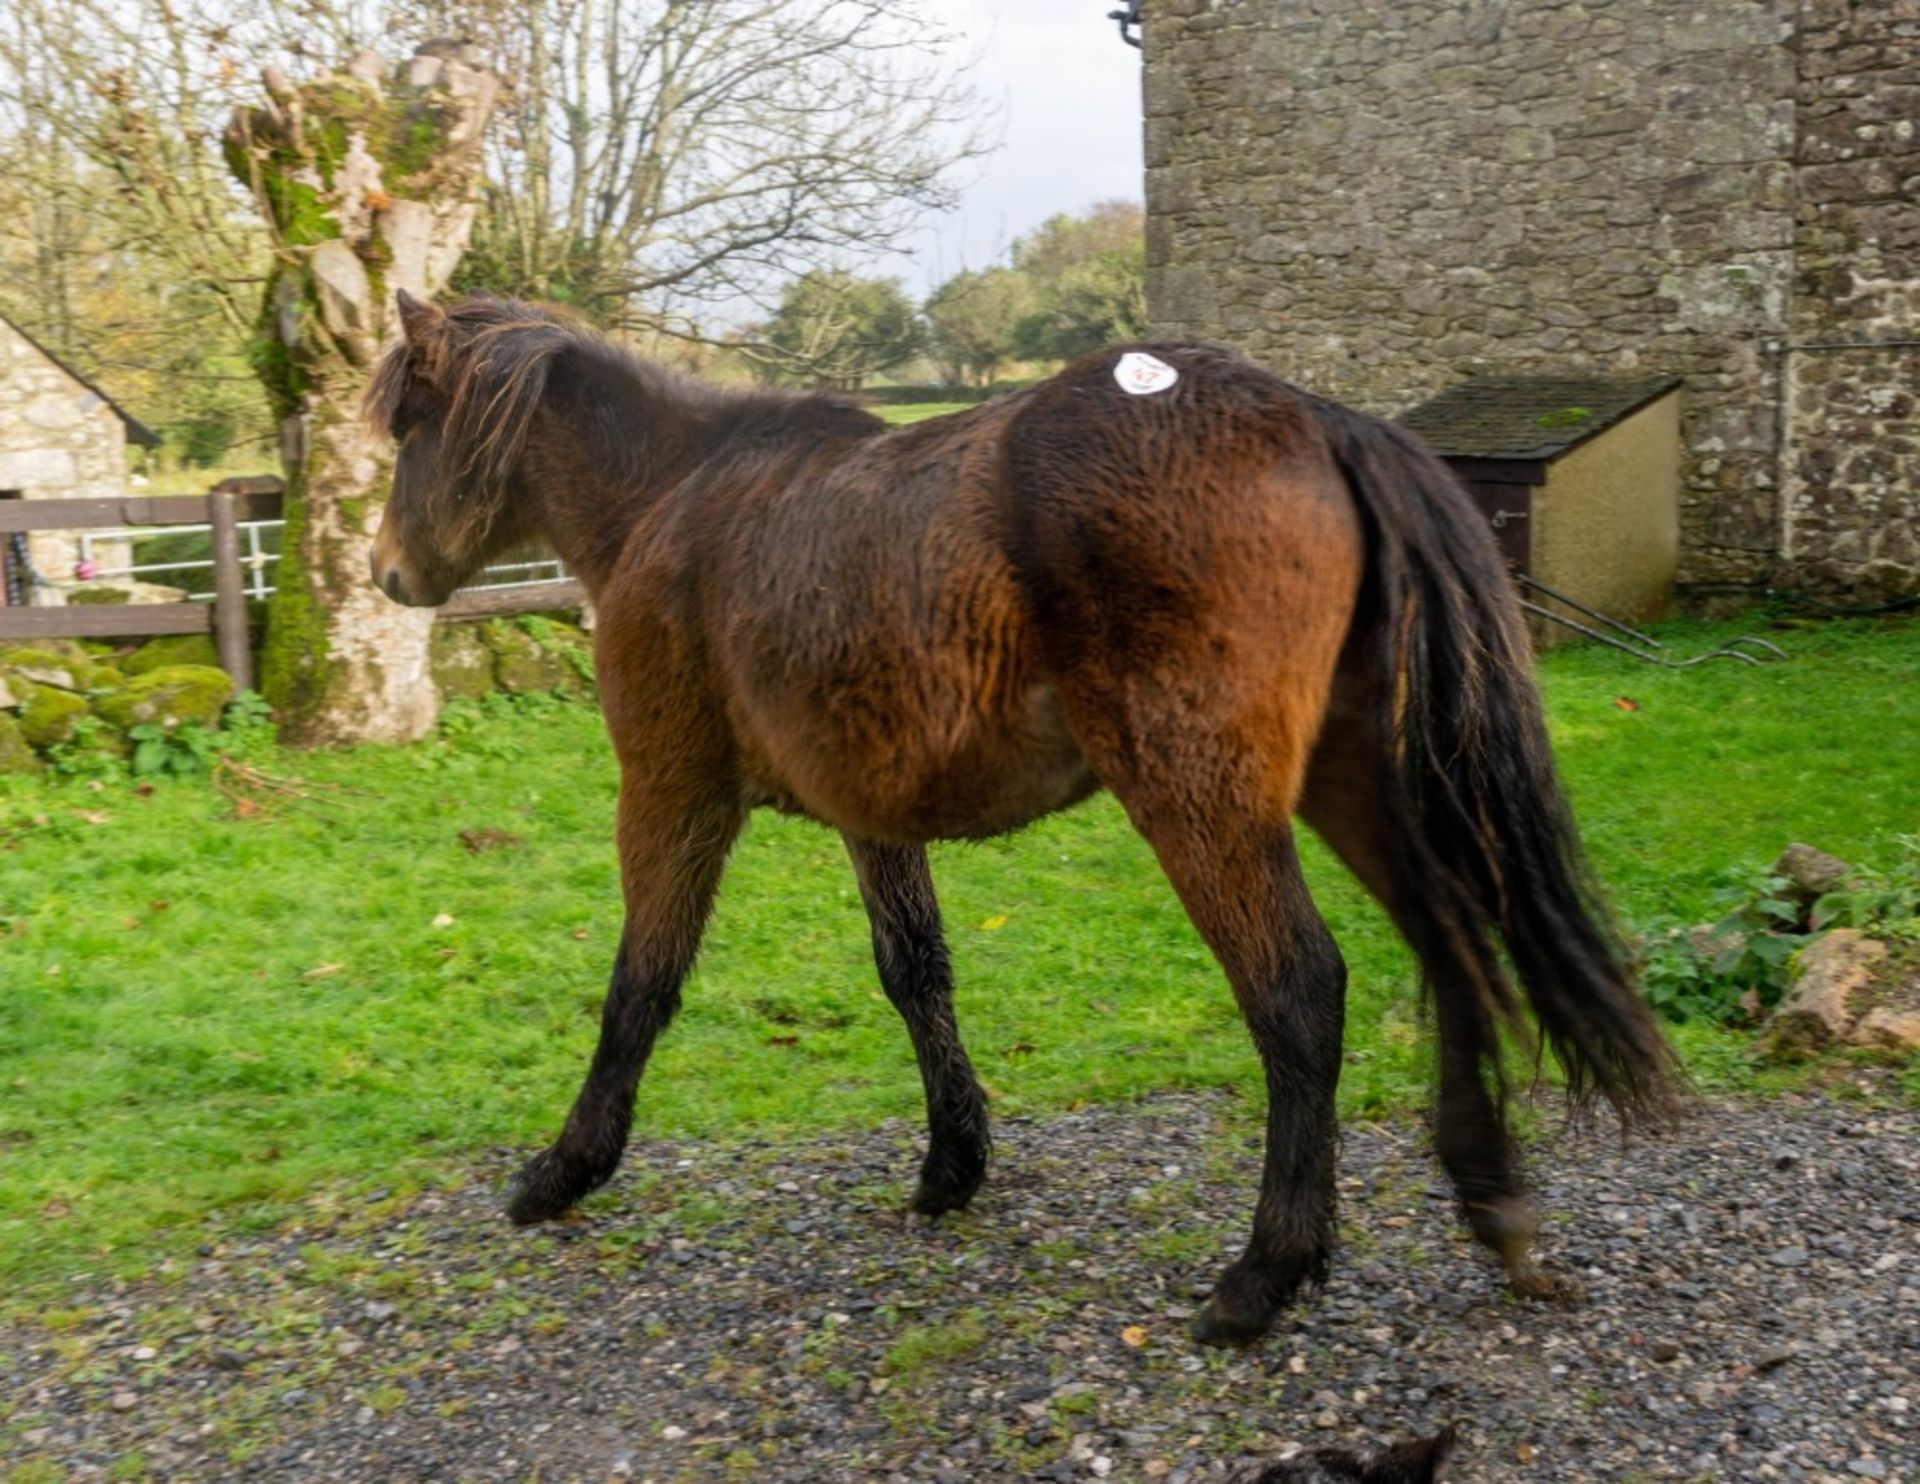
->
[[1120, 1325, 1149, 1348], [431, 912, 455, 929], [767, 1034, 800, 1048], [1515, 1441, 1535, 1464], [571, 927, 589, 940], [302, 963, 342, 981], [979, 914, 1008, 931], [43, 1199, 70, 1219], [1613, 696, 1640, 711], [1382, 1214, 1412, 1228], [232, 798, 261, 818], [76, 810, 111, 825], [1006, 1042, 1036, 1056]]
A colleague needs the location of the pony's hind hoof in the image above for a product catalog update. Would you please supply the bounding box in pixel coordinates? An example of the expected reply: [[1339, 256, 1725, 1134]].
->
[[503, 1153, 582, 1226], [1507, 1261, 1585, 1305], [1190, 1289, 1283, 1349], [1514, 1267, 1585, 1304]]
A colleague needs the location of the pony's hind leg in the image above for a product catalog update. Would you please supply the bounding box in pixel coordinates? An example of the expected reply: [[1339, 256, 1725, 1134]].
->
[[1160, 816, 1346, 1346], [1299, 698, 1559, 1299], [846, 838, 989, 1214], [1060, 680, 1348, 1346], [506, 779, 741, 1225]]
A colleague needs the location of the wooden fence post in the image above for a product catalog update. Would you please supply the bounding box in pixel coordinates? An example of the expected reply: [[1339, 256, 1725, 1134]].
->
[[207, 488, 253, 693]]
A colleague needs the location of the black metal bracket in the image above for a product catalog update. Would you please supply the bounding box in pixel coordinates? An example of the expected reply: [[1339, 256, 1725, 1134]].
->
[[1109, 1, 1143, 48], [1518, 575, 1789, 668]]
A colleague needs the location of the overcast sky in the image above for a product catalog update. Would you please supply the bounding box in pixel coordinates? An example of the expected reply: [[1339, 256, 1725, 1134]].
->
[[886, 0, 1147, 293]]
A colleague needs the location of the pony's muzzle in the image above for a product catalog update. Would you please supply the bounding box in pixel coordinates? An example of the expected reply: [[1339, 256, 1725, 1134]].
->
[[371, 549, 440, 607]]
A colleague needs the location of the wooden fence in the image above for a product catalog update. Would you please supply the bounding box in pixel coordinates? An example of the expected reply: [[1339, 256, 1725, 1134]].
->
[[0, 489, 583, 693]]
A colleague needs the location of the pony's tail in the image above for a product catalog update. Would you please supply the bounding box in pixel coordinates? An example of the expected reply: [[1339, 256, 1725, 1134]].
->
[[1305, 394, 1682, 1130]]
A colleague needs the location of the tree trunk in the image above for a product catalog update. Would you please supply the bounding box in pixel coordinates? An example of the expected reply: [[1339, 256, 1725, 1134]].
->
[[227, 45, 497, 746]]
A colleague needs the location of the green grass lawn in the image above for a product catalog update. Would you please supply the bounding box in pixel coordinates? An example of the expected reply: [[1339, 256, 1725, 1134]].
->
[[874, 402, 979, 425], [1, 614, 1915, 1300]]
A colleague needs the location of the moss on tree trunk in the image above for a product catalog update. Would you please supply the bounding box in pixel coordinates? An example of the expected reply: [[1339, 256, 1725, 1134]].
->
[[227, 45, 497, 746]]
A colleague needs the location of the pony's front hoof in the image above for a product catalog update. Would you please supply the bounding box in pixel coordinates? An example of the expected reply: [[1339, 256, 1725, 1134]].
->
[[908, 1144, 986, 1217], [908, 1180, 974, 1218], [504, 1151, 588, 1225]]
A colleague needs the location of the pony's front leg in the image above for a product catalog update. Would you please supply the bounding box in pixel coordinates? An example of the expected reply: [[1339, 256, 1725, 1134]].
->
[[845, 838, 989, 1215], [506, 782, 741, 1224]]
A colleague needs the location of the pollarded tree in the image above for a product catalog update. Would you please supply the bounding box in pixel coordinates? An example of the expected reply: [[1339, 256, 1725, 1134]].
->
[[225, 44, 498, 746]]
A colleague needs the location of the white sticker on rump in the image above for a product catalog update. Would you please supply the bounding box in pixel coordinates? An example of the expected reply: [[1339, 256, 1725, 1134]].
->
[[1113, 351, 1180, 396]]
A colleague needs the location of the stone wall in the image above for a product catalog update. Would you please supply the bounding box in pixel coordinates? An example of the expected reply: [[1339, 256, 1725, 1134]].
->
[[1143, 0, 1918, 597], [0, 319, 133, 604], [1782, 0, 1920, 598]]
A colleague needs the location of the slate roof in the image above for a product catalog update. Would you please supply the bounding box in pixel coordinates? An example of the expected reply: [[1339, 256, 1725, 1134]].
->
[[0, 312, 161, 447], [1397, 374, 1682, 462]]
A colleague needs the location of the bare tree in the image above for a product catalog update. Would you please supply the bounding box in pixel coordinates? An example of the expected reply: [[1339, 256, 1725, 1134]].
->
[[458, 0, 987, 331]]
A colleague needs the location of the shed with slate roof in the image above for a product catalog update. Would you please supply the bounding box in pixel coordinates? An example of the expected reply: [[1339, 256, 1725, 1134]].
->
[[1397, 374, 1684, 640]]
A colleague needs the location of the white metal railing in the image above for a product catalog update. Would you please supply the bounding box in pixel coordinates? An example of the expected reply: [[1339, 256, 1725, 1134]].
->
[[74, 520, 569, 601]]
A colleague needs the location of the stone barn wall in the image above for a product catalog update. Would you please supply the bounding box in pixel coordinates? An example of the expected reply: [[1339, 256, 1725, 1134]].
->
[[0, 317, 137, 605], [1143, 0, 1918, 598], [1783, 0, 1920, 596]]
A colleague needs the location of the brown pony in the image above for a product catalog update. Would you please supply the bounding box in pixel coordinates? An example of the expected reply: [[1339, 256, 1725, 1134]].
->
[[368, 292, 1679, 1346]]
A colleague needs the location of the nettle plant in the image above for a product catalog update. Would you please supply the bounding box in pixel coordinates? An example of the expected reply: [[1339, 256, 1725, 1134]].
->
[[127, 722, 219, 779], [1639, 837, 1920, 1026]]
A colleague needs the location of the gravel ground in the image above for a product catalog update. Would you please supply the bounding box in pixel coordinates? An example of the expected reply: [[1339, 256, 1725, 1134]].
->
[[2, 1087, 1914, 1483]]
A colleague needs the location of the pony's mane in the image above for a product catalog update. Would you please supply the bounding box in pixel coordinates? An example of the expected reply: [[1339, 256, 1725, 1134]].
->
[[367, 297, 879, 497], [367, 297, 665, 500]]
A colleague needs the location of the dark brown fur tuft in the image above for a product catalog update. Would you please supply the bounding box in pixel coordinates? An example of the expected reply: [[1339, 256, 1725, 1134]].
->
[[1304, 395, 1683, 1130]]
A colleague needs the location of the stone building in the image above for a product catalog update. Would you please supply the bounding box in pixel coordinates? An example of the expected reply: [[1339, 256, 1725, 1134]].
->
[[1142, 0, 1918, 599], [0, 313, 158, 606]]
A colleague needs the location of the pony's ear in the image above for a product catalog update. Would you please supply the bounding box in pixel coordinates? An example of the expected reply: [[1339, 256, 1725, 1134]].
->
[[1364, 1428, 1454, 1484], [395, 289, 447, 348]]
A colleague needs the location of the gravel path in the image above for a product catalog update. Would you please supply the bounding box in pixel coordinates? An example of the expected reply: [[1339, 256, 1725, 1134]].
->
[[3, 1088, 1914, 1483]]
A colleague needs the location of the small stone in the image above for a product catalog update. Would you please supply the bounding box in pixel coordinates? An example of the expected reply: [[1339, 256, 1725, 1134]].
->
[[1313, 1410, 1340, 1429], [363, 1300, 399, 1323], [1772, 1149, 1799, 1171], [1755, 1345, 1796, 1372], [1768, 1247, 1809, 1267], [111, 1391, 137, 1411], [661, 1425, 688, 1442], [132, 1345, 157, 1361], [1847, 1459, 1887, 1480], [1091, 1458, 1114, 1478], [1650, 1339, 1682, 1362]]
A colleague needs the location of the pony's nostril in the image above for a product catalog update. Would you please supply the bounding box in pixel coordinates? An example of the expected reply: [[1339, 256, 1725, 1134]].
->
[[382, 569, 407, 603]]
